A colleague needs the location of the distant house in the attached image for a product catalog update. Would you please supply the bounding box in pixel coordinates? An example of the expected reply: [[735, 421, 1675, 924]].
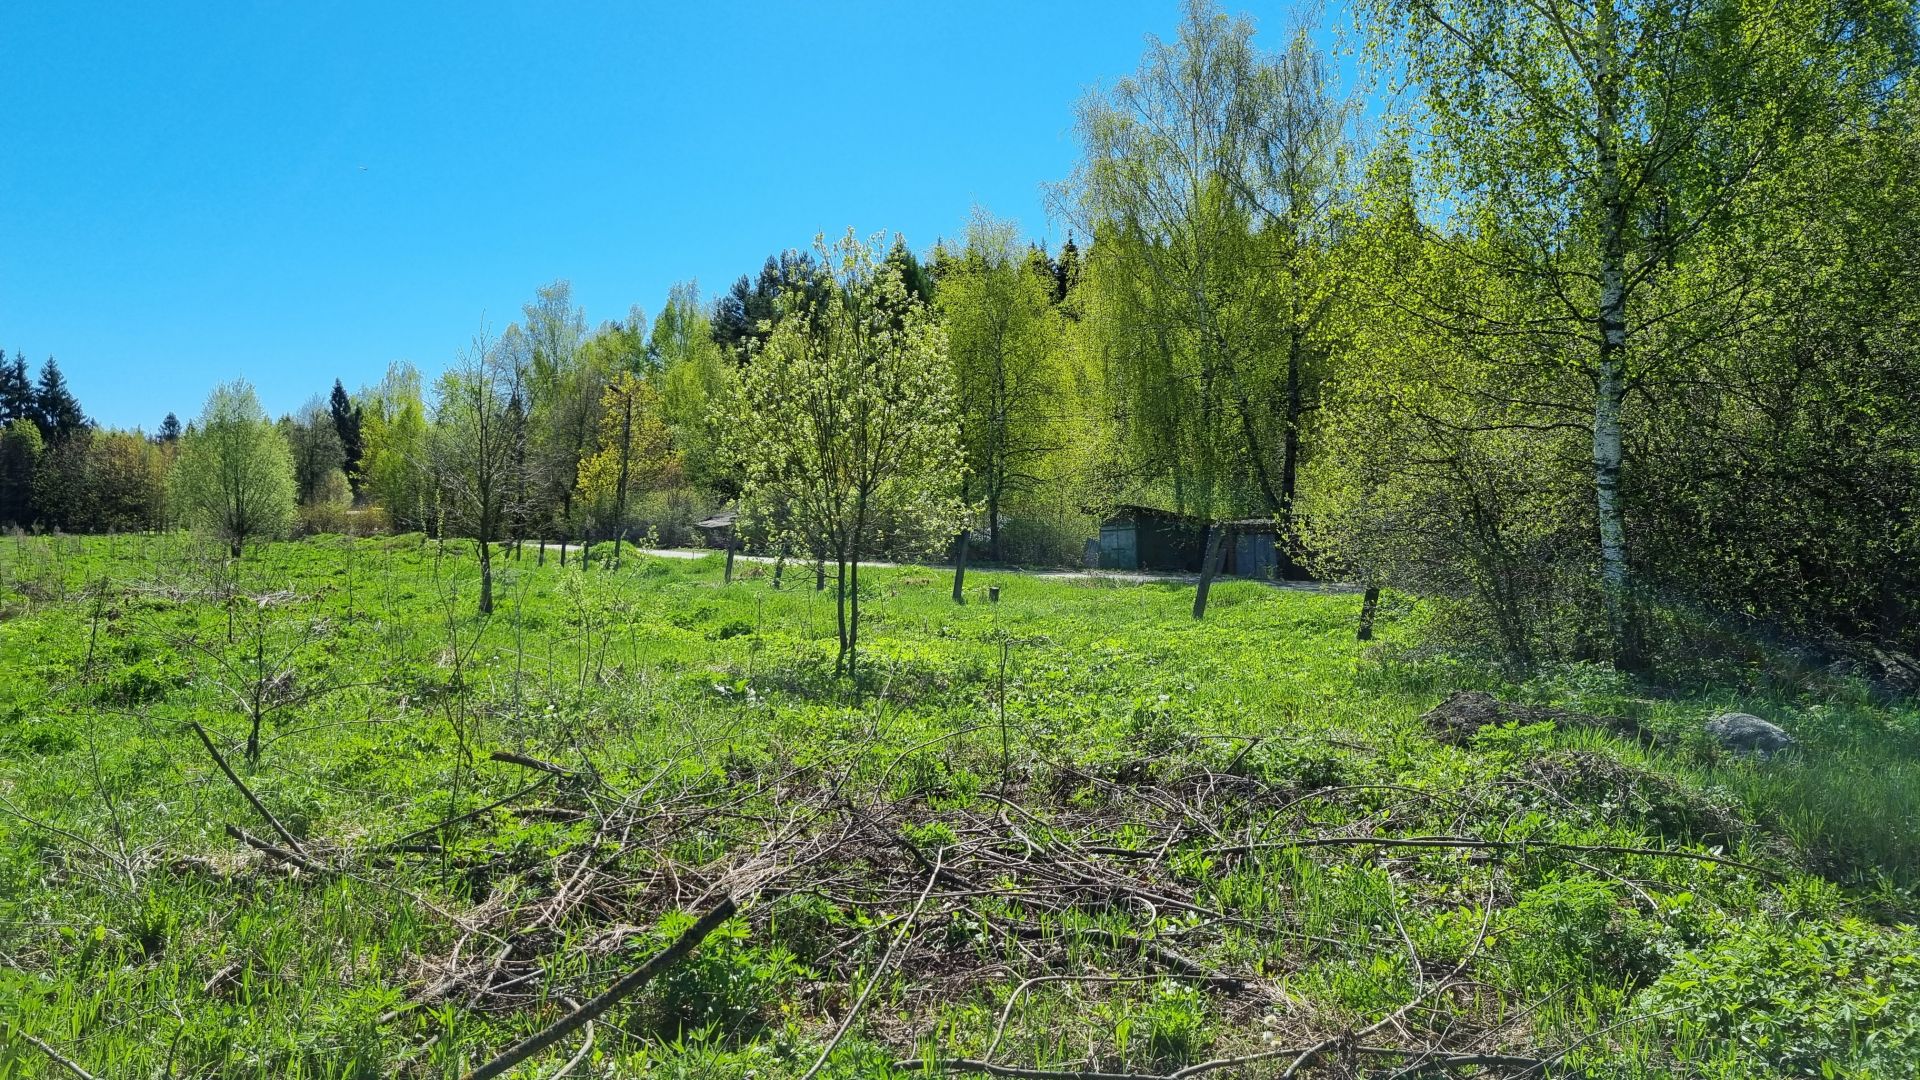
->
[[693, 510, 739, 549], [1097, 505, 1207, 572], [1097, 508, 1302, 579], [1224, 518, 1281, 580]]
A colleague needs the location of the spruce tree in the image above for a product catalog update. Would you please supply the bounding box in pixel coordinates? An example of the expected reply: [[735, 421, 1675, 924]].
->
[[34, 358, 85, 443], [329, 379, 364, 492], [0, 354, 32, 425]]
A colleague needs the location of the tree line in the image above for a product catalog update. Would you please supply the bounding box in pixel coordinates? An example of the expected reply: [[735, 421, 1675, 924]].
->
[[7, 0, 1916, 674]]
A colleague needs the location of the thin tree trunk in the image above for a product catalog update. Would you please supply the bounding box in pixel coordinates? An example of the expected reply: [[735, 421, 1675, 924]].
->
[[478, 537, 494, 615], [1278, 327, 1304, 581], [986, 492, 1001, 562], [834, 553, 849, 674], [724, 545, 735, 583], [951, 529, 969, 604], [1593, 4, 1635, 665], [1357, 586, 1380, 641], [848, 554, 861, 682], [1193, 523, 1230, 620]]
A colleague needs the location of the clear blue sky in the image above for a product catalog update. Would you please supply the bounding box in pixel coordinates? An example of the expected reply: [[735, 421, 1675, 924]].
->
[[1, 2, 1328, 430]]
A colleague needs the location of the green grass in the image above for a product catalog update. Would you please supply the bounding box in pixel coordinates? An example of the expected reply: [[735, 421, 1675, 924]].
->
[[0, 532, 1915, 1078]]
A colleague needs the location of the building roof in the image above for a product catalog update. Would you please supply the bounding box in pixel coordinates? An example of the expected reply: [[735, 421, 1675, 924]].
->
[[1102, 503, 1202, 525]]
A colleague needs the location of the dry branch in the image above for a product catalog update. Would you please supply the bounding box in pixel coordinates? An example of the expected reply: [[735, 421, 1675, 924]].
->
[[191, 720, 306, 856], [464, 893, 738, 1080], [489, 750, 576, 777], [226, 824, 330, 876], [1, 1023, 98, 1080]]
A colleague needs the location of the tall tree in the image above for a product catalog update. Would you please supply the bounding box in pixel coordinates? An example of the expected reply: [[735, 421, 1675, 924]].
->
[[518, 283, 601, 549], [433, 331, 523, 614], [170, 381, 297, 557], [359, 363, 434, 532], [652, 283, 735, 496], [0, 355, 32, 426], [328, 379, 364, 494], [576, 370, 675, 567], [711, 250, 824, 360], [939, 209, 1066, 561], [1356, 0, 1904, 660], [1068, 1, 1353, 582], [157, 412, 182, 443], [33, 358, 85, 443], [0, 419, 42, 526], [724, 230, 964, 679], [287, 396, 347, 505], [87, 430, 169, 532]]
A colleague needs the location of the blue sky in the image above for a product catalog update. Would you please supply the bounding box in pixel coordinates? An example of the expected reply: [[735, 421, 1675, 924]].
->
[[1, 2, 1336, 430]]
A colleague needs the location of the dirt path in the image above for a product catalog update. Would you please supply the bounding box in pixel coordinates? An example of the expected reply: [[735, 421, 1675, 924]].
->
[[531, 543, 1361, 594]]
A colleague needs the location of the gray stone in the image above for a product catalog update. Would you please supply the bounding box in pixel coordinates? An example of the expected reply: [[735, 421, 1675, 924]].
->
[[1704, 712, 1796, 757]]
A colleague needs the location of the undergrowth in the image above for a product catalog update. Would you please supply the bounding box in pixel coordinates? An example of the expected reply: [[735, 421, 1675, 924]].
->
[[0, 532, 1913, 1078]]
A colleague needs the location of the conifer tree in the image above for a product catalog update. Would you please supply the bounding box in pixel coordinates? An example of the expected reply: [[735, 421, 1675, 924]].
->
[[329, 379, 364, 493], [34, 358, 86, 443], [0, 355, 33, 425]]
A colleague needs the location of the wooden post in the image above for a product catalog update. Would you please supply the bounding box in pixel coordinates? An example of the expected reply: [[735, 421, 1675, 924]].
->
[[724, 545, 735, 584], [951, 529, 969, 604], [1192, 523, 1230, 620], [988, 585, 1000, 604]]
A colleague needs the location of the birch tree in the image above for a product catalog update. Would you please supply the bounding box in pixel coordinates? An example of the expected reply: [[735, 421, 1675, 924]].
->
[[575, 370, 674, 568], [1357, 0, 1890, 661]]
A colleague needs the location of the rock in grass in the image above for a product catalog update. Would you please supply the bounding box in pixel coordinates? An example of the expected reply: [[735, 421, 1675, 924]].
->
[[1704, 712, 1796, 757]]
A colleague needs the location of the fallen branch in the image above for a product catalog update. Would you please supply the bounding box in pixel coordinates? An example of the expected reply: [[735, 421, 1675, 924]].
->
[[1171, 834, 1770, 875], [490, 750, 575, 778], [799, 848, 946, 1080], [383, 777, 552, 850], [226, 824, 330, 876], [1, 1023, 98, 1080], [464, 894, 738, 1080], [545, 998, 593, 1080], [191, 720, 306, 856]]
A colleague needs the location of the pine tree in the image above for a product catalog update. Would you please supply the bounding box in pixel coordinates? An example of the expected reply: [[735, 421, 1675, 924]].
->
[[34, 358, 85, 443], [158, 413, 182, 443]]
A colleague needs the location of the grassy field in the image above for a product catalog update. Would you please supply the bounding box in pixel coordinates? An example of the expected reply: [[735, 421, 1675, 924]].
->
[[1, 533, 1916, 1079]]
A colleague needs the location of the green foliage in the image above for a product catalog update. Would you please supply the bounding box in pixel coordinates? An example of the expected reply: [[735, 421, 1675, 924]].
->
[[938, 209, 1068, 561], [1067, 1, 1351, 527], [722, 229, 964, 676], [1638, 919, 1920, 1078], [0, 535, 1914, 1078], [0, 418, 43, 526], [169, 380, 297, 555], [642, 912, 805, 1039]]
